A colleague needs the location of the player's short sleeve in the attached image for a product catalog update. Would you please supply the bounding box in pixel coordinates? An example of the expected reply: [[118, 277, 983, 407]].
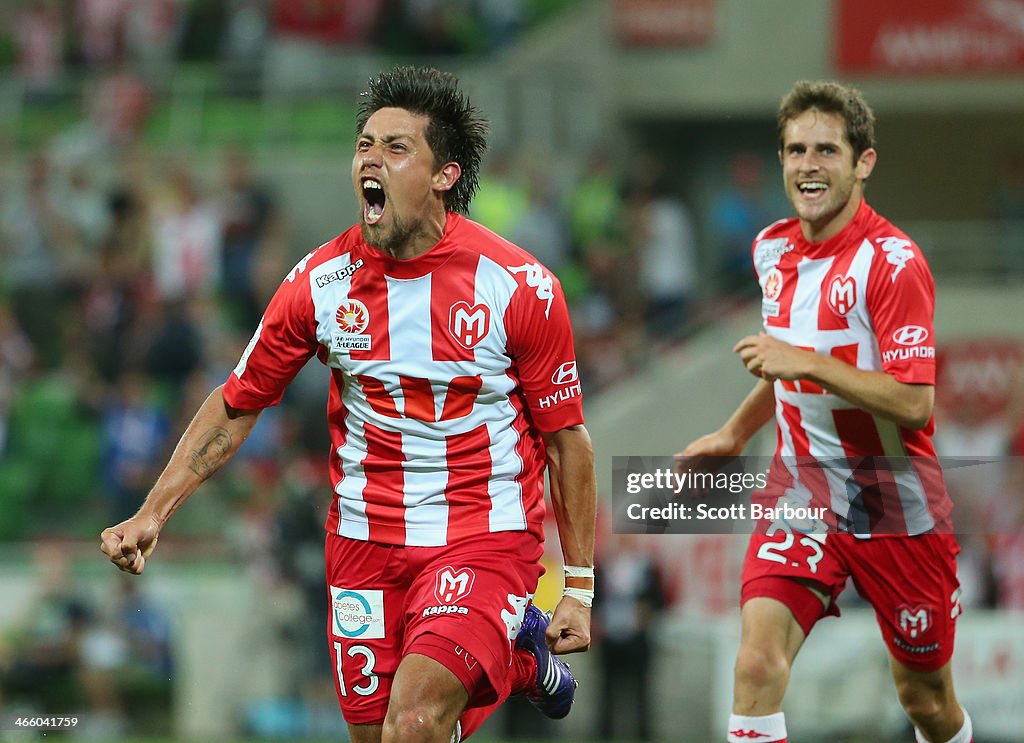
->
[[505, 265, 584, 432], [866, 237, 937, 385], [224, 257, 318, 409]]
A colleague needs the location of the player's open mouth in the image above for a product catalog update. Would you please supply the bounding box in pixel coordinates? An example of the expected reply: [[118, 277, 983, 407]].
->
[[798, 181, 827, 199], [362, 178, 386, 225]]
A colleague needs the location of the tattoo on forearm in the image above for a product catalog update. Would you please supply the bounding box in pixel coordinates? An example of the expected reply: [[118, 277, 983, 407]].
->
[[188, 427, 232, 480]]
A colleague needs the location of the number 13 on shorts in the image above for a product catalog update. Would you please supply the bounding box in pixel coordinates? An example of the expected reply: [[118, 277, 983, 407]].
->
[[756, 524, 825, 574]]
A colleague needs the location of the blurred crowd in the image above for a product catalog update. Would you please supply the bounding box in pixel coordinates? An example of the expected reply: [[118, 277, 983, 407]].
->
[[4, 0, 576, 101]]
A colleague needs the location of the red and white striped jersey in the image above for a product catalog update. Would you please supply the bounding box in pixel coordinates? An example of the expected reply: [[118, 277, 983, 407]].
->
[[224, 213, 584, 546], [753, 199, 951, 535]]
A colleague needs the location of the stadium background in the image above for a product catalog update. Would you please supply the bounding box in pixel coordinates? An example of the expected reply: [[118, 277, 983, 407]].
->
[[1, 0, 1023, 741]]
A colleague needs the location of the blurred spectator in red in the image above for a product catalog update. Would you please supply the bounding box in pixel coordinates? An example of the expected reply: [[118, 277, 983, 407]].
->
[[14, 0, 65, 103], [271, 0, 382, 45]]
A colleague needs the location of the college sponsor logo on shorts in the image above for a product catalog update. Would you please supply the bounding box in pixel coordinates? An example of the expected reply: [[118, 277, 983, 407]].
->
[[896, 603, 932, 639], [330, 587, 385, 639], [434, 567, 476, 604], [332, 299, 372, 351], [448, 301, 491, 349]]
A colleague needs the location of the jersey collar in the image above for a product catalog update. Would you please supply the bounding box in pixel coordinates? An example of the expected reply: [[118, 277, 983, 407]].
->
[[797, 199, 874, 259], [356, 212, 462, 279]]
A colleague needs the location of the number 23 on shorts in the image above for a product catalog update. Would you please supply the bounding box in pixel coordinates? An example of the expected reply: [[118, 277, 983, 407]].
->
[[756, 524, 825, 574]]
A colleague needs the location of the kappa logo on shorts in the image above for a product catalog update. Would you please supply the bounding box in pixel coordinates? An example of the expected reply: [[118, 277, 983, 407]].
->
[[500, 593, 531, 641], [330, 587, 385, 639], [434, 566, 476, 604], [896, 603, 932, 639]]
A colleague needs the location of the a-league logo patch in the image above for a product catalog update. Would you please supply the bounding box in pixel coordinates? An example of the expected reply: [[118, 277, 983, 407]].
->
[[762, 268, 783, 301], [434, 567, 476, 604], [333, 298, 372, 351], [336, 299, 370, 333]]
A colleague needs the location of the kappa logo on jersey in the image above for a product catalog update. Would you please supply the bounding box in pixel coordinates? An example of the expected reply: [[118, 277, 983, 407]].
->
[[316, 258, 364, 289], [330, 587, 385, 639], [897, 604, 932, 639], [729, 731, 771, 740], [893, 325, 928, 346], [448, 301, 491, 349], [827, 275, 857, 316], [877, 236, 915, 282], [434, 567, 476, 604], [332, 299, 372, 352], [551, 361, 578, 386], [762, 268, 783, 302], [508, 262, 554, 318]]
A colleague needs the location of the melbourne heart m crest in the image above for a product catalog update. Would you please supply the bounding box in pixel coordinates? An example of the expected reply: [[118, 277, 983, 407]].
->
[[434, 567, 477, 604], [448, 302, 491, 349]]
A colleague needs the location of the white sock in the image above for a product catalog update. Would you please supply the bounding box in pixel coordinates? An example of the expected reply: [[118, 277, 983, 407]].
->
[[728, 712, 787, 743], [915, 707, 972, 743]]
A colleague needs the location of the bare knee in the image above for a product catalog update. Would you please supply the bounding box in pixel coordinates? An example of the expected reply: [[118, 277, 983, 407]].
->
[[894, 675, 949, 725], [734, 644, 791, 694], [383, 704, 451, 743]]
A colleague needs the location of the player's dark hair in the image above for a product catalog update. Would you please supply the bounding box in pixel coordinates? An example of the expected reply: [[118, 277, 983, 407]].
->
[[777, 80, 876, 163], [356, 66, 489, 215]]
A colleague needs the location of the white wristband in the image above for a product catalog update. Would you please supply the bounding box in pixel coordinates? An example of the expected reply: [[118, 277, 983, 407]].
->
[[563, 565, 595, 579], [562, 587, 594, 608]]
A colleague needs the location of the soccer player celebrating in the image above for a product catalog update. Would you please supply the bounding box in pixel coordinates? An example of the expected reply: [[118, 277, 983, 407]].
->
[[680, 81, 972, 743], [101, 66, 595, 743]]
